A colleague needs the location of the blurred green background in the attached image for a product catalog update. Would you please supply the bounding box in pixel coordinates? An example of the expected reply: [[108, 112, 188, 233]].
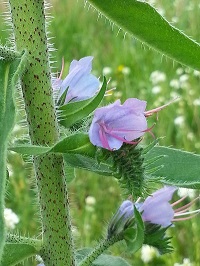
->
[[1, 0, 200, 265]]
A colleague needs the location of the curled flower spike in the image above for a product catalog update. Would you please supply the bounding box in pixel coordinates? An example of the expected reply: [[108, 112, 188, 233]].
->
[[89, 98, 148, 150], [53, 56, 100, 104], [107, 200, 134, 238]]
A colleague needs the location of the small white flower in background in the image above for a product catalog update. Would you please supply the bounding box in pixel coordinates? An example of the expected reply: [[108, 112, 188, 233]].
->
[[150, 70, 166, 84], [176, 68, 184, 75], [172, 16, 178, 23], [193, 70, 200, 77], [85, 196, 96, 212], [177, 188, 196, 199], [174, 258, 193, 266], [170, 91, 180, 99], [103, 67, 112, 76], [114, 91, 123, 99], [110, 80, 117, 88], [170, 79, 180, 89], [187, 132, 195, 141], [174, 116, 185, 127], [141, 245, 158, 263], [179, 74, 189, 83], [193, 99, 200, 106], [152, 85, 161, 94], [85, 196, 96, 206], [4, 208, 19, 229], [121, 66, 131, 75]]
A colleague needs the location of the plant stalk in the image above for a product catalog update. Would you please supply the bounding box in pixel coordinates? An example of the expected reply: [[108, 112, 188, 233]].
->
[[8, 1, 75, 265]]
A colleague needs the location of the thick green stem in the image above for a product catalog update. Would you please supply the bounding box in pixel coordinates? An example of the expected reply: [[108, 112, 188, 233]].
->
[[8, 1, 75, 265], [78, 235, 123, 266]]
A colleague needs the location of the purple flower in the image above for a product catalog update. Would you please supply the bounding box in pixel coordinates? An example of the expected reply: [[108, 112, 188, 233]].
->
[[53, 56, 100, 104], [138, 186, 177, 227], [89, 98, 148, 150]]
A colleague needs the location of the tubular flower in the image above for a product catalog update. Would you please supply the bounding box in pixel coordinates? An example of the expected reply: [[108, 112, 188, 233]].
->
[[137, 186, 199, 227], [89, 98, 148, 150], [89, 98, 177, 150], [137, 186, 177, 227], [53, 56, 100, 104]]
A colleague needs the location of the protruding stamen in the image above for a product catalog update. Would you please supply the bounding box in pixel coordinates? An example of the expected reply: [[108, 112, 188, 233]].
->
[[144, 98, 179, 117], [174, 197, 199, 213]]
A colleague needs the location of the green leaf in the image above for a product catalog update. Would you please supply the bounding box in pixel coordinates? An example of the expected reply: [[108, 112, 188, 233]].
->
[[10, 144, 50, 155], [52, 133, 96, 157], [64, 163, 76, 183], [146, 146, 200, 188], [63, 153, 113, 176], [1, 243, 38, 266], [10, 133, 96, 157], [76, 248, 131, 266], [0, 52, 27, 260], [124, 206, 144, 253], [59, 77, 107, 127], [93, 254, 131, 266], [88, 0, 200, 70]]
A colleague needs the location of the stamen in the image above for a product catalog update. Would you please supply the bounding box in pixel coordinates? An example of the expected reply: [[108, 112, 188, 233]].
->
[[171, 196, 188, 207], [173, 209, 200, 222], [144, 98, 179, 117], [174, 197, 199, 213], [174, 209, 200, 217], [105, 87, 116, 96]]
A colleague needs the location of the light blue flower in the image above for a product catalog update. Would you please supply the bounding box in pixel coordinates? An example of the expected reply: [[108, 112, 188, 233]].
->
[[53, 56, 100, 104], [138, 186, 177, 227]]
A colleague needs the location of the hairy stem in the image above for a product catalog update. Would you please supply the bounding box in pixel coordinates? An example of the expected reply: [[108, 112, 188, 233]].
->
[[8, 1, 75, 265], [78, 235, 123, 266]]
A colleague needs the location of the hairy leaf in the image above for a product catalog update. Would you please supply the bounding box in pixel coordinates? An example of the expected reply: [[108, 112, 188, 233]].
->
[[88, 0, 200, 70], [1, 243, 38, 266], [76, 248, 131, 266], [146, 146, 200, 188]]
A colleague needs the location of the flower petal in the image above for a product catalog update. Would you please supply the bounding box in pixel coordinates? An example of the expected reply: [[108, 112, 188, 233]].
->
[[139, 186, 177, 227]]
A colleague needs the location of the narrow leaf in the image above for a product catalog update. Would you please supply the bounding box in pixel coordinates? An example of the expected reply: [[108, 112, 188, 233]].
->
[[88, 0, 200, 70], [146, 146, 200, 188]]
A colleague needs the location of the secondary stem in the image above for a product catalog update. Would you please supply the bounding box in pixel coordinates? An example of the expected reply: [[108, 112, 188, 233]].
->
[[8, 1, 75, 265], [78, 235, 123, 266]]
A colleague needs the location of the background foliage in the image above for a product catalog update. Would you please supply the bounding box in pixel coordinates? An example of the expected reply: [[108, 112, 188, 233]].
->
[[1, 0, 200, 265]]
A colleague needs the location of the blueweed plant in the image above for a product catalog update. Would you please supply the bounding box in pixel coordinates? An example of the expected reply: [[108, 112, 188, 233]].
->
[[0, 0, 200, 265]]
